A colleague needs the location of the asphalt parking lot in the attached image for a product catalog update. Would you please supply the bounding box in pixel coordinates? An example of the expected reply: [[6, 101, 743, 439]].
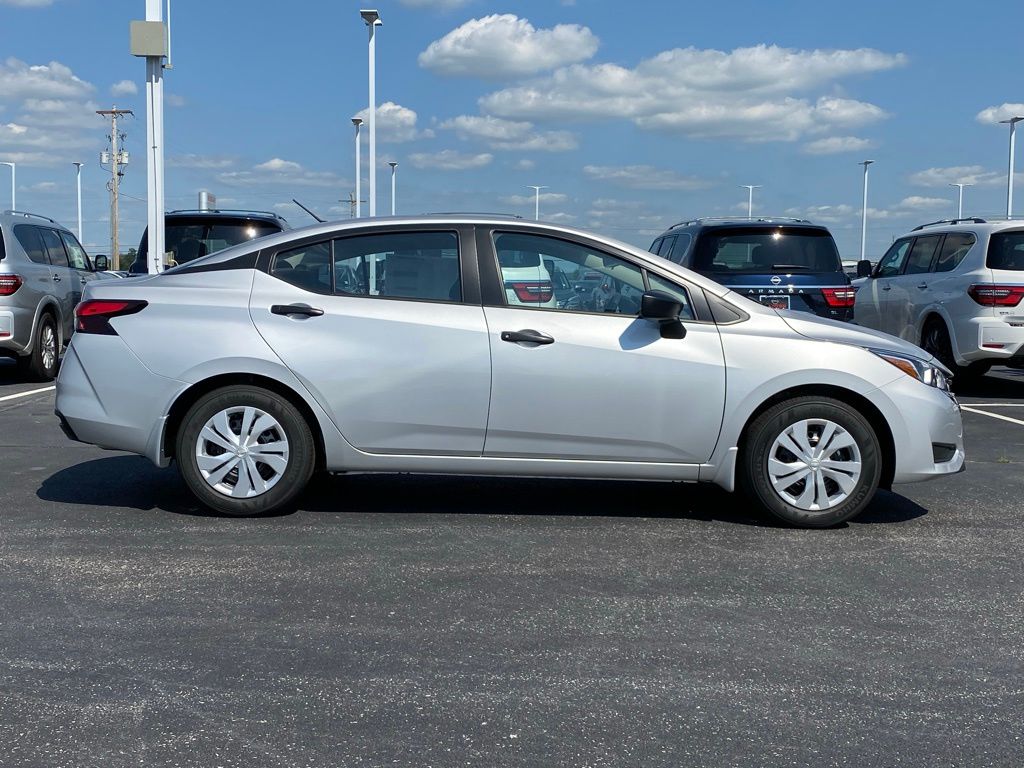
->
[[1, 360, 1022, 767]]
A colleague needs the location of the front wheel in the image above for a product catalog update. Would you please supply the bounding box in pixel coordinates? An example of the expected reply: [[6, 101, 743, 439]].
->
[[740, 397, 882, 528], [176, 386, 316, 516]]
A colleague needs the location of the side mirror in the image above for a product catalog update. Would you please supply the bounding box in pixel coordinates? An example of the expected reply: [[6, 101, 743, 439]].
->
[[640, 290, 686, 339], [93, 254, 109, 271], [856, 259, 873, 278]]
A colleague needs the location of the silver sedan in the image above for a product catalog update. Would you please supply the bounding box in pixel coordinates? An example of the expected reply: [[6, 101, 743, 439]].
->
[[55, 216, 964, 527]]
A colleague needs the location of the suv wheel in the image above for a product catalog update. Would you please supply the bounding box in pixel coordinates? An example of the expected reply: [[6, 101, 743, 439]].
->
[[922, 319, 990, 383], [740, 397, 882, 528], [176, 386, 315, 516], [17, 313, 59, 381]]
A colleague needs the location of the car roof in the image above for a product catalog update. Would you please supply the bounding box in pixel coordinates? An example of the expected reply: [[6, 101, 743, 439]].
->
[[0, 210, 72, 232], [165, 209, 288, 225], [655, 217, 828, 237], [899, 218, 1024, 238]]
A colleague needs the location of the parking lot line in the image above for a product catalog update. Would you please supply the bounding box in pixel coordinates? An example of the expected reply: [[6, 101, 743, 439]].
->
[[0, 386, 56, 403], [961, 403, 1024, 407], [961, 405, 1024, 427]]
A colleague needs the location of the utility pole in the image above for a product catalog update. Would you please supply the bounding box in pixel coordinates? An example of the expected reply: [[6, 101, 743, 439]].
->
[[97, 107, 133, 267], [361, 10, 382, 217], [72, 162, 84, 241]]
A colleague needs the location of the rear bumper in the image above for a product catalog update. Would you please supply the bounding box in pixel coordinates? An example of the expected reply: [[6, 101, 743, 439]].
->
[[0, 307, 33, 355], [957, 316, 1024, 364]]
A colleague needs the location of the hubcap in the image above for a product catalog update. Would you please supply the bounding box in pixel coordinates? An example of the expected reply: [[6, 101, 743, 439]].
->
[[767, 419, 862, 512], [195, 406, 290, 498], [41, 324, 56, 371]]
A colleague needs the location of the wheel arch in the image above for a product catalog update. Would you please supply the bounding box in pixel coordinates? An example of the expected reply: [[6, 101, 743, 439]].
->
[[30, 297, 63, 352]]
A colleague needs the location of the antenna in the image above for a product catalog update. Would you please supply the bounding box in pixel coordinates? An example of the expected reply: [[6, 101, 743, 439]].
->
[[292, 198, 326, 223]]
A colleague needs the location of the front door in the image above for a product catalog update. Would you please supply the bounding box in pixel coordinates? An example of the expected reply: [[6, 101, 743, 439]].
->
[[857, 237, 912, 333], [479, 230, 726, 464], [249, 228, 491, 456], [890, 234, 942, 340]]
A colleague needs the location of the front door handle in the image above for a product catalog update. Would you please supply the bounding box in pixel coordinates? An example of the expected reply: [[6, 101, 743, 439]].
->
[[501, 329, 554, 345], [881, 283, 891, 291], [917, 282, 928, 290], [271, 304, 324, 318]]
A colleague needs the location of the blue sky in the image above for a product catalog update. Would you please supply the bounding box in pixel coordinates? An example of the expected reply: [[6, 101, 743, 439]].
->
[[1, 0, 1022, 257]]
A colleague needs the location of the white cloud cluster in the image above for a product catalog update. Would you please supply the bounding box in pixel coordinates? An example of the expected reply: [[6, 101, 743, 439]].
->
[[110, 80, 138, 97], [909, 165, 1004, 187], [217, 158, 341, 188], [786, 195, 951, 225], [408, 150, 493, 170], [440, 115, 577, 152], [419, 14, 599, 78], [355, 102, 432, 143], [501, 192, 568, 205], [0, 1, 55, 8], [583, 164, 710, 191], [168, 154, 235, 169], [803, 136, 875, 155], [975, 103, 1024, 124]]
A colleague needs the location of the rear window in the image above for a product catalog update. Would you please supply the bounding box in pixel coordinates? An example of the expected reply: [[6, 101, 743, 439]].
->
[[987, 231, 1024, 271], [693, 227, 842, 274], [141, 217, 282, 265]]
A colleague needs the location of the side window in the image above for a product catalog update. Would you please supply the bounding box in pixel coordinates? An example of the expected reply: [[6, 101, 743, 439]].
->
[[271, 240, 332, 293], [649, 238, 663, 255], [646, 272, 696, 321], [904, 235, 943, 275], [38, 228, 69, 267], [934, 233, 976, 273], [668, 233, 692, 263], [13, 225, 48, 265], [876, 238, 912, 278], [60, 232, 91, 270], [656, 237, 675, 257], [333, 231, 460, 302], [493, 232, 646, 316]]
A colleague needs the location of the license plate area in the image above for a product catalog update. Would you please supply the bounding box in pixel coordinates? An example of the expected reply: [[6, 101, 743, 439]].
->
[[759, 295, 791, 310]]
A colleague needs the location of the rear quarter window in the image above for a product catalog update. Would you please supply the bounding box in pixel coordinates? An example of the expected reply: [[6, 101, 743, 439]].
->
[[987, 231, 1024, 271]]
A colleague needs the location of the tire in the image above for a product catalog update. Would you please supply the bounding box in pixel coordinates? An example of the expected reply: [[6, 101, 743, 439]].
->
[[739, 396, 882, 528], [175, 386, 316, 516], [921, 319, 990, 384], [17, 313, 59, 382]]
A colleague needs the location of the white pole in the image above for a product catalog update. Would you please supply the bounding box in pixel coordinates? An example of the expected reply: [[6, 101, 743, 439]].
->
[[73, 162, 84, 240], [739, 185, 761, 219], [362, 11, 381, 217], [352, 118, 362, 218], [145, 0, 166, 274], [389, 162, 398, 215], [859, 161, 873, 262], [949, 182, 971, 219], [527, 185, 547, 220], [1, 162, 14, 210], [1002, 117, 1023, 219]]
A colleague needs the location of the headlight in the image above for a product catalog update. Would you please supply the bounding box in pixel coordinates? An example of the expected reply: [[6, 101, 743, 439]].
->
[[870, 348, 952, 393]]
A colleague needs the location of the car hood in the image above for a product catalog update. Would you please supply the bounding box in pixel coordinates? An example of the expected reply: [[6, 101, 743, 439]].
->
[[776, 309, 936, 362]]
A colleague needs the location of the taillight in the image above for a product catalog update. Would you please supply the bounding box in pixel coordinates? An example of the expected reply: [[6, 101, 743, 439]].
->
[[821, 287, 857, 308], [508, 281, 553, 303], [0, 275, 23, 296], [74, 299, 147, 335], [968, 284, 1024, 307]]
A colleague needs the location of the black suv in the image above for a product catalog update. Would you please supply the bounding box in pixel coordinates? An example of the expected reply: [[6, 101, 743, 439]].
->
[[650, 218, 855, 321], [128, 209, 289, 274]]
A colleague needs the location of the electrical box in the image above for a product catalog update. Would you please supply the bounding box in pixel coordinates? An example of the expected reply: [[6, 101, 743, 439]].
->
[[130, 20, 167, 57]]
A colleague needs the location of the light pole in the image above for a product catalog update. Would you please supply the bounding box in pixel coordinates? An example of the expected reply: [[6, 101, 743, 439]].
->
[[0, 162, 14, 210], [72, 162, 84, 241], [351, 117, 363, 218], [361, 9, 381, 217], [740, 184, 761, 219], [859, 160, 874, 262], [388, 161, 398, 215], [948, 182, 972, 219], [527, 185, 547, 220], [999, 116, 1023, 219]]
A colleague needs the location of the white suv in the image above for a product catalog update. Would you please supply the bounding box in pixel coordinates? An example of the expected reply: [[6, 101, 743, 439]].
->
[[854, 218, 1024, 380]]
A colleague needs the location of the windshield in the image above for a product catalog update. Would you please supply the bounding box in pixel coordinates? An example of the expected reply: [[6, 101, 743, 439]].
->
[[140, 217, 281, 266], [693, 227, 842, 274], [987, 230, 1024, 271]]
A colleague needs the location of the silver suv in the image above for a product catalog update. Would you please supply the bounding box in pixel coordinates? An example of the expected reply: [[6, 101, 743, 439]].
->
[[0, 211, 107, 380]]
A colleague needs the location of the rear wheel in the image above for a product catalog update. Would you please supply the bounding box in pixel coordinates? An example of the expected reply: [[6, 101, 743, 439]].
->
[[176, 386, 315, 516], [17, 313, 59, 381], [922, 319, 990, 383], [740, 397, 882, 528]]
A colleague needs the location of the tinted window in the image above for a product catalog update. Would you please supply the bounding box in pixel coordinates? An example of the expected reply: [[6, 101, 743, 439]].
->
[[668, 233, 692, 263], [333, 231, 460, 302], [987, 231, 1024, 271], [60, 231, 91, 270], [271, 241, 332, 293], [876, 239, 912, 278], [13, 225, 48, 264], [38, 228, 69, 267], [904, 235, 942, 275], [934, 233, 976, 273], [148, 218, 282, 266], [692, 227, 841, 273], [494, 232, 646, 315], [649, 238, 663, 255], [646, 272, 695, 320]]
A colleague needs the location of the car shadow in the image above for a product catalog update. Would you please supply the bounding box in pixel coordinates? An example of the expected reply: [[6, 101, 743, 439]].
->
[[954, 367, 1024, 398], [37, 455, 929, 528]]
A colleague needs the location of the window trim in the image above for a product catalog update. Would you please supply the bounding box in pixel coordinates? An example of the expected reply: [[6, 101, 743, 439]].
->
[[874, 237, 914, 278]]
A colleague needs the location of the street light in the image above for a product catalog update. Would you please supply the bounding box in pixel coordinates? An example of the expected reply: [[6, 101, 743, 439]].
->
[[859, 160, 874, 262], [948, 182, 972, 220], [0, 162, 14, 210], [388, 161, 398, 215], [739, 184, 761, 219], [361, 9, 381, 217], [999, 116, 1023, 219], [527, 185, 547, 220], [72, 162, 84, 241], [351, 117, 363, 218]]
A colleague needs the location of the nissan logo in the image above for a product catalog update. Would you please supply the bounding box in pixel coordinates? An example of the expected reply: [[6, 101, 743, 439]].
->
[[770, 275, 782, 285]]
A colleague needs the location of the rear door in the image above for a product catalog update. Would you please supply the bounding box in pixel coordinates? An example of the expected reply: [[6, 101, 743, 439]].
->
[[36, 226, 74, 338], [60, 231, 101, 308], [249, 226, 491, 456]]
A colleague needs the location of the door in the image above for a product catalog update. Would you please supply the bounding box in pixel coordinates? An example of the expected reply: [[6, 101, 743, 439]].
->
[[479, 230, 726, 463], [891, 234, 943, 340], [249, 228, 492, 456], [857, 238, 912, 332], [36, 227, 74, 338], [60, 231, 101, 309]]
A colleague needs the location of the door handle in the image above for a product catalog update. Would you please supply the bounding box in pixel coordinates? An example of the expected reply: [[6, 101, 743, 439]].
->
[[916, 283, 928, 290], [271, 304, 324, 318], [501, 329, 555, 345], [881, 283, 891, 291]]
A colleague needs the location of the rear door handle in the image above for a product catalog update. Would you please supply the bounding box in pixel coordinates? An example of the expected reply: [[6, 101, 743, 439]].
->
[[271, 304, 324, 318], [501, 329, 555, 345], [881, 283, 891, 291], [917, 283, 928, 290]]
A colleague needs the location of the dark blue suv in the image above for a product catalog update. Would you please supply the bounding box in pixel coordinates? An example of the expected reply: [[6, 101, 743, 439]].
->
[[650, 218, 855, 321]]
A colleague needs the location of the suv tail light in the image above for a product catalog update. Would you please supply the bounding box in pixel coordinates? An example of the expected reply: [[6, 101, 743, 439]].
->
[[821, 287, 857, 308], [75, 299, 147, 335], [0, 275, 23, 296], [508, 280, 554, 303], [968, 284, 1024, 307]]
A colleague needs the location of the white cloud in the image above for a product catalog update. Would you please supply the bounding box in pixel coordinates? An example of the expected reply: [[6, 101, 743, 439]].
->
[[166, 93, 186, 107], [29, 180, 57, 191], [896, 195, 949, 210], [803, 136, 875, 155], [514, 159, 535, 170], [480, 44, 902, 143], [786, 195, 951, 225], [440, 115, 577, 152], [501, 192, 568, 205], [217, 158, 341, 188], [0, 0, 55, 7], [408, 150, 493, 170], [168, 154, 235, 169], [0, 58, 93, 101], [976, 103, 1024, 124], [110, 79, 138, 97], [419, 14, 599, 79], [583, 164, 710, 191], [354, 101, 431, 143], [909, 165, 1004, 187]]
